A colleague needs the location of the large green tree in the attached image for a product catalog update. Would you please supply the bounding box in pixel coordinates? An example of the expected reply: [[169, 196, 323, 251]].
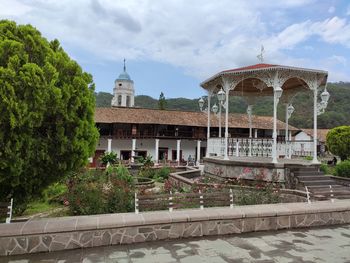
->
[[0, 20, 99, 208], [326, 126, 350, 161]]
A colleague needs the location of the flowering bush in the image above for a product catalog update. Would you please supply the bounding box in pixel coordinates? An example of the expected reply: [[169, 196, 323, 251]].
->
[[66, 165, 134, 215]]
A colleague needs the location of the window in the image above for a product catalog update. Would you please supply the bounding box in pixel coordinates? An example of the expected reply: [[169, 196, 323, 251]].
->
[[118, 95, 122, 106], [126, 96, 130, 107]]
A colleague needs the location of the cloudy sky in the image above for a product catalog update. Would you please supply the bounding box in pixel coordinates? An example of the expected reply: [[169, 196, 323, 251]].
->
[[1, 0, 350, 98]]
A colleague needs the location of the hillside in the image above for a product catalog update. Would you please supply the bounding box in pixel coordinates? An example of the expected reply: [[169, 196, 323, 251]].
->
[[95, 82, 350, 129]]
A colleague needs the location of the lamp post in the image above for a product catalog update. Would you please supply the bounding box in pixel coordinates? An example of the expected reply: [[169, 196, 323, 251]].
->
[[285, 104, 294, 142], [272, 86, 283, 163], [217, 88, 226, 138], [199, 94, 211, 157], [311, 86, 330, 163]]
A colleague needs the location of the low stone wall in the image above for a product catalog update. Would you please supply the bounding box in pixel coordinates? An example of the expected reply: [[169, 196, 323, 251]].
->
[[1, 200, 350, 256], [204, 157, 285, 182]]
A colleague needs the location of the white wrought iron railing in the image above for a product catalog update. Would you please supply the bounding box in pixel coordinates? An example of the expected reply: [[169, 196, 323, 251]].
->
[[208, 138, 314, 158]]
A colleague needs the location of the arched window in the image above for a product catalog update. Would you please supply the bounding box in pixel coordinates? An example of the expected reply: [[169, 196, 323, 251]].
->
[[126, 96, 130, 107], [118, 95, 122, 106]]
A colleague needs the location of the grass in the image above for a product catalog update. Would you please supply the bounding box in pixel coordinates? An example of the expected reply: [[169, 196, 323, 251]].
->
[[21, 200, 66, 217]]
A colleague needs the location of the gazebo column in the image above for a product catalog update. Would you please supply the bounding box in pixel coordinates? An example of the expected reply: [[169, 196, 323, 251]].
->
[[272, 86, 283, 163], [247, 105, 253, 157], [312, 87, 319, 163], [107, 138, 112, 153], [196, 140, 201, 166], [176, 139, 181, 166], [155, 139, 159, 164], [224, 84, 230, 160], [206, 91, 211, 157], [131, 138, 136, 163]]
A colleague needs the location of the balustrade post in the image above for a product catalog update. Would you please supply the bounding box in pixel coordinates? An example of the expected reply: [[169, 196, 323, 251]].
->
[[236, 140, 239, 157], [229, 189, 234, 209], [134, 192, 139, 214]]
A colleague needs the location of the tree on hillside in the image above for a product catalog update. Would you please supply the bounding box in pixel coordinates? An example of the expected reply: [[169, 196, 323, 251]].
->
[[326, 126, 350, 161], [0, 20, 99, 210], [158, 92, 167, 110]]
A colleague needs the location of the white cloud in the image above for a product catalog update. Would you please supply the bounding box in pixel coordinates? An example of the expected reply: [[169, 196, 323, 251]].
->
[[1, 0, 349, 83]]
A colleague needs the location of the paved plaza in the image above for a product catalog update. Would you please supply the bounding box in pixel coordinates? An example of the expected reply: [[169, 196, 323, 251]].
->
[[2, 225, 350, 263]]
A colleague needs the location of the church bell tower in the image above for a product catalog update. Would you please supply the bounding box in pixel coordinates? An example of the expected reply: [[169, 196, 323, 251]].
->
[[111, 59, 135, 107]]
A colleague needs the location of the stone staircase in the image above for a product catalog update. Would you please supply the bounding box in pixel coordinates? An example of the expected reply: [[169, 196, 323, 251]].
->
[[291, 166, 350, 200]]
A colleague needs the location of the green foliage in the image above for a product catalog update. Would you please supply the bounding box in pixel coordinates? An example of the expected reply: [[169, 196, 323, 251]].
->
[[43, 182, 67, 203], [320, 163, 329, 174], [158, 92, 167, 110], [137, 155, 154, 167], [67, 166, 134, 215], [335, 160, 350, 178], [304, 156, 313, 161], [0, 20, 99, 208], [95, 92, 113, 107], [155, 167, 171, 181], [326, 126, 350, 161], [235, 187, 279, 205], [100, 151, 118, 166]]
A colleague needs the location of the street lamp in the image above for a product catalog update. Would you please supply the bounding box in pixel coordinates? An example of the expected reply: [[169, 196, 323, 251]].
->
[[317, 86, 330, 115], [285, 103, 294, 144], [217, 88, 226, 138], [198, 97, 205, 112], [198, 89, 226, 138]]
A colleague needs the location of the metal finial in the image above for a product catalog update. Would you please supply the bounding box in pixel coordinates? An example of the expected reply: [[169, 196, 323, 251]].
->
[[123, 58, 126, 72], [257, 45, 265, 63]]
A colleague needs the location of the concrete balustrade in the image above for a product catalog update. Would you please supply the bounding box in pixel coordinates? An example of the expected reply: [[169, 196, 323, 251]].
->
[[0, 200, 350, 256]]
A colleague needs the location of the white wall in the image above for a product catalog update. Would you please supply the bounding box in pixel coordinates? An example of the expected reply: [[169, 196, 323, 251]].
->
[[293, 131, 313, 155], [96, 137, 206, 161]]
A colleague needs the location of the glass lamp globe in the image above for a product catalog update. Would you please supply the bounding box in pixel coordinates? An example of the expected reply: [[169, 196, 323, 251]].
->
[[287, 104, 295, 117], [217, 88, 225, 102], [321, 88, 330, 104], [274, 86, 283, 100], [212, 104, 218, 114], [198, 97, 204, 110]]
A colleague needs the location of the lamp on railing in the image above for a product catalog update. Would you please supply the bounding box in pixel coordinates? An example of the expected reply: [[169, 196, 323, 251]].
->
[[317, 86, 330, 115]]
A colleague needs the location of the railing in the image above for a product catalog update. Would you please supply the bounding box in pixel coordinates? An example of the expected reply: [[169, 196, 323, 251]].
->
[[208, 138, 314, 158], [135, 190, 233, 213]]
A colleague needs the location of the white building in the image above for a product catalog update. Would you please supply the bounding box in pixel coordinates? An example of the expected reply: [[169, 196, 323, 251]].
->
[[91, 63, 302, 167]]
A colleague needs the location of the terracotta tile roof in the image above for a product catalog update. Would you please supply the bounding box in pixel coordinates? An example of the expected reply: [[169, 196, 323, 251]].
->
[[302, 129, 330, 142], [95, 107, 299, 131], [222, 63, 278, 73]]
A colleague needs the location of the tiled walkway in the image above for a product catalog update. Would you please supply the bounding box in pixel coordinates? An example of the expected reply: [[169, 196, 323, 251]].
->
[[2, 225, 350, 263]]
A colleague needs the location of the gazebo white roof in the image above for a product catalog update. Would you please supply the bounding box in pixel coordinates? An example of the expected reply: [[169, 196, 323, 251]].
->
[[201, 63, 328, 97]]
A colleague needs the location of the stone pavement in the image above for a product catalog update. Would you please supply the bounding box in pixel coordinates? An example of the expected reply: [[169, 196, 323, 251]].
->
[[2, 224, 350, 263]]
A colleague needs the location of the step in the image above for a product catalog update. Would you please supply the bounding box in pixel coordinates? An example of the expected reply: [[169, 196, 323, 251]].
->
[[306, 184, 346, 189], [298, 175, 330, 181], [303, 180, 338, 186], [293, 171, 323, 176]]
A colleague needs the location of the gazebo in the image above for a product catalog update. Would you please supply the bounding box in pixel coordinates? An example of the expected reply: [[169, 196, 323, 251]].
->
[[200, 63, 330, 164]]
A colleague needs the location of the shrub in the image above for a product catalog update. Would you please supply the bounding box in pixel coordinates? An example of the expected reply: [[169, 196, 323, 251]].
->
[[100, 151, 118, 166], [66, 165, 134, 215], [320, 163, 330, 174], [335, 160, 350, 178], [43, 182, 68, 204], [155, 167, 171, 180], [326, 126, 350, 161]]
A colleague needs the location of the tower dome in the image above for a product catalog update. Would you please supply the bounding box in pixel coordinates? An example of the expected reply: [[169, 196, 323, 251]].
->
[[111, 59, 135, 107]]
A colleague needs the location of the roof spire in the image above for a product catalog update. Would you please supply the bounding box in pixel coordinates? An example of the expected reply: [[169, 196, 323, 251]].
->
[[123, 58, 126, 72]]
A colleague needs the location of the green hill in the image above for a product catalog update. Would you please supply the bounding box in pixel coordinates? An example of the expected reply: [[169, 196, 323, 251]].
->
[[95, 82, 350, 129]]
